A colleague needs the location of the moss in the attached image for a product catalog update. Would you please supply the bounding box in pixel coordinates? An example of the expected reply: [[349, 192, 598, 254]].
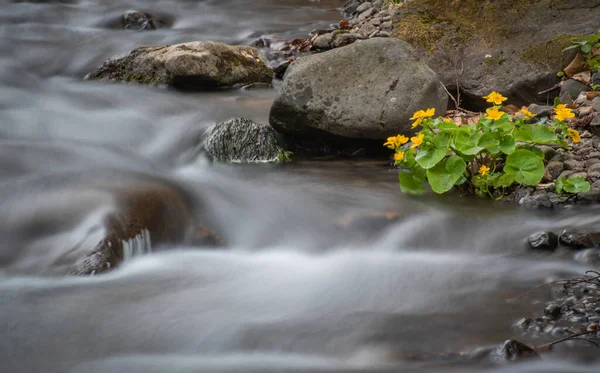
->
[[392, 0, 548, 51], [521, 34, 580, 69], [123, 72, 158, 85]]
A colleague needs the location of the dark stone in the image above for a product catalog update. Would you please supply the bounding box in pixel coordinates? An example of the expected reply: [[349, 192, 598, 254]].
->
[[272, 60, 291, 79], [589, 115, 600, 137], [469, 340, 539, 364], [543, 161, 564, 182], [577, 190, 600, 202], [528, 231, 558, 251], [559, 79, 590, 103], [538, 145, 557, 161], [592, 72, 600, 87], [202, 118, 286, 163], [544, 303, 562, 318], [519, 193, 553, 209], [559, 229, 600, 249], [528, 104, 554, 117]]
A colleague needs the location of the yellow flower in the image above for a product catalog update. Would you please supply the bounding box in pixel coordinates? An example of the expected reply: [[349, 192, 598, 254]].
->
[[554, 107, 575, 121], [555, 104, 567, 111], [410, 108, 435, 129], [485, 106, 504, 120], [483, 92, 508, 105], [410, 133, 424, 149], [479, 165, 490, 176], [567, 128, 581, 143], [383, 134, 409, 149], [394, 151, 405, 162], [443, 117, 453, 123], [519, 107, 536, 118]]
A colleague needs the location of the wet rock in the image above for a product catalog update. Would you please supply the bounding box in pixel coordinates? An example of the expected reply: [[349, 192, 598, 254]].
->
[[527, 231, 558, 251], [578, 190, 600, 202], [202, 118, 287, 163], [519, 193, 553, 209], [544, 303, 562, 318], [85, 41, 273, 89], [123, 10, 158, 31], [469, 340, 539, 364], [543, 161, 564, 182], [270, 38, 447, 141], [559, 229, 600, 249]]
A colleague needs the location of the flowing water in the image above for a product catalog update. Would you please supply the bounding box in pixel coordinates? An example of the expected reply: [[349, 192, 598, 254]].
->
[[0, 1, 599, 372]]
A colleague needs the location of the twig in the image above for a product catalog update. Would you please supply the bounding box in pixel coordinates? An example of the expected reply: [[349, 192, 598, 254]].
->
[[533, 330, 600, 353], [537, 83, 562, 95], [440, 82, 461, 111]]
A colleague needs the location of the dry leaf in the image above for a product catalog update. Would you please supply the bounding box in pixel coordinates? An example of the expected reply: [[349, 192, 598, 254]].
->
[[586, 91, 599, 100], [564, 53, 585, 77], [571, 71, 591, 84]]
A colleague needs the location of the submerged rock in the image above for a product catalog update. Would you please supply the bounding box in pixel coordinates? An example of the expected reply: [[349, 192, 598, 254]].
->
[[469, 340, 539, 364], [559, 229, 600, 249], [270, 38, 447, 141], [85, 41, 273, 89], [202, 118, 288, 163]]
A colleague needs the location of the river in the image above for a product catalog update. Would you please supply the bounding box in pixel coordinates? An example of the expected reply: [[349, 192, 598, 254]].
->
[[0, 1, 599, 372]]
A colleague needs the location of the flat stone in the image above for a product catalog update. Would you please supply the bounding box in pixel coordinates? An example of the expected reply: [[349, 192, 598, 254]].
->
[[569, 172, 588, 179], [559, 229, 600, 249], [578, 190, 600, 202], [356, 2, 372, 13], [564, 159, 585, 171], [528, 104, 554, 117], [589, 115, 600, 137], [589, 163, 600, 173]]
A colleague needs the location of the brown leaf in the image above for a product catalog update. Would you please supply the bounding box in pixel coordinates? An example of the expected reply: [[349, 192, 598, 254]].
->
[[339, 20, 350, 29], [564, 53, 585, 77], [501, 104, 520, 114], [571, 71, 591, 84], [586, 91, 599, 100]]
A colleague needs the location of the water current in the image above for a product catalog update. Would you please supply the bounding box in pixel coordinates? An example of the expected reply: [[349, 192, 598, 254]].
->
[[0, 1, 599, 372]]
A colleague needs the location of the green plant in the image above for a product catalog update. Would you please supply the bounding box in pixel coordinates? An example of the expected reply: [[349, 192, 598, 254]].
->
[[565, 29, 600, 73], [385, 92, 587, 197], [555, 176, 591, 195]]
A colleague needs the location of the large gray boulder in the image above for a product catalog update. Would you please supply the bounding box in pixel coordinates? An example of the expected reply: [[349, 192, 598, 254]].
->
[[203, 118, 288, 163], [85, 41, 273, 89], [269, 38, 447, 140]]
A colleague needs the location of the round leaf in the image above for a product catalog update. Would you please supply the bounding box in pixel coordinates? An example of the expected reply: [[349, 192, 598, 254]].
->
[[399, 171, 425, 195], [426, 156, 467, 194], [415, 133, 449, 169], [563, 177, 591, 194], [499, 135, 516, 155], [504, 149, 545, 185], [453, 129, 482, 155], [514, 124, 558, 144]]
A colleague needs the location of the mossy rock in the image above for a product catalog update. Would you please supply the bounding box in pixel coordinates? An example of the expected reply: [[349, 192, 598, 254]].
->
[[85, 41, 274, 90]]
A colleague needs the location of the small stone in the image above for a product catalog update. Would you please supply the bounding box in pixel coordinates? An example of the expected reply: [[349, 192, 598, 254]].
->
[[313, 33, 334, 50], [560, 79, 590, 102], [559, 229, 599, 249], [516, 317, 532, 329], [543, 161, 564, 182], [380, 21, 393, 30], [519, 193, 553, 209], [585, 158, 600, 168], [356, 2, 372, 14], [589, 115, 600, 137], [589, 163, 600, 173], [332, 33, 359, 48], [376, 31, 391, 37], [358, 8, 376, 22], [544, 303, 562, 318], [564, 159, 584, 171], [558, 170, 575, 179], [528, 231, 558, 251], [569, 171, 588, 180], [528, 104, 554, 117], [538, 145, 557, 161]]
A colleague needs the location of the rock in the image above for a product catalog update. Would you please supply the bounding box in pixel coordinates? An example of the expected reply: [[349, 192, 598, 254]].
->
[[585, 158, 600, 168], [270, 38, 448, 141], [528, 104, 554, 117], [563, 159, 584, 171], [331, 33, 360, 49], [589, 115, 600, 137], [122, 10, 160, 31], [528, 231, 558, 251], [343, 1, 360, 15], [313, 32, 335, 50], [519, 193, 553, 209], [202, 118, 287, 163], [589, 163, 600, 173], [356, 2, 372, 14], [544, 303, 562, 318], [538, 145, 557, 161], [85, 41, 273, 89], [569, 171, 588, 180], [543, 161, 564, 182], [469, 340, 539, 364], [272, 60, 291, 79], [390, 2, 600, 109], [559, 229, 600, 249], [577, 190, 600, 202], [358, 8, 376, 22], [560, 79, 590, 104]]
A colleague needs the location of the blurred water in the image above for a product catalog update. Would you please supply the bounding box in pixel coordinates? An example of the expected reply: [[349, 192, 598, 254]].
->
[[0, 1, 599, 372]]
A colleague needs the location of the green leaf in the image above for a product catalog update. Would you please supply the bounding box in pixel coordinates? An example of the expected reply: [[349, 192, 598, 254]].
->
[[514, 124, 558, 144], [437, 121, 460, 133], [504, 149, 545, 185], [518, 145, 545, 159], [564, 177, 591, 194], [415, 133, 449, 169], [499, 135, 516, 155], [426, 156, 467, 194], [453, 129, 482, 155], [399, 171, 425, 195], [478, 133, 499, 149], [555, 177, 566, 195], [489, 118, 514, 132], [493, 173, 515, 188]]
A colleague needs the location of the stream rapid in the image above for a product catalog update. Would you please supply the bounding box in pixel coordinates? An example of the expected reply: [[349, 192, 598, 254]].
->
[[0, 1, 599, 372]]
